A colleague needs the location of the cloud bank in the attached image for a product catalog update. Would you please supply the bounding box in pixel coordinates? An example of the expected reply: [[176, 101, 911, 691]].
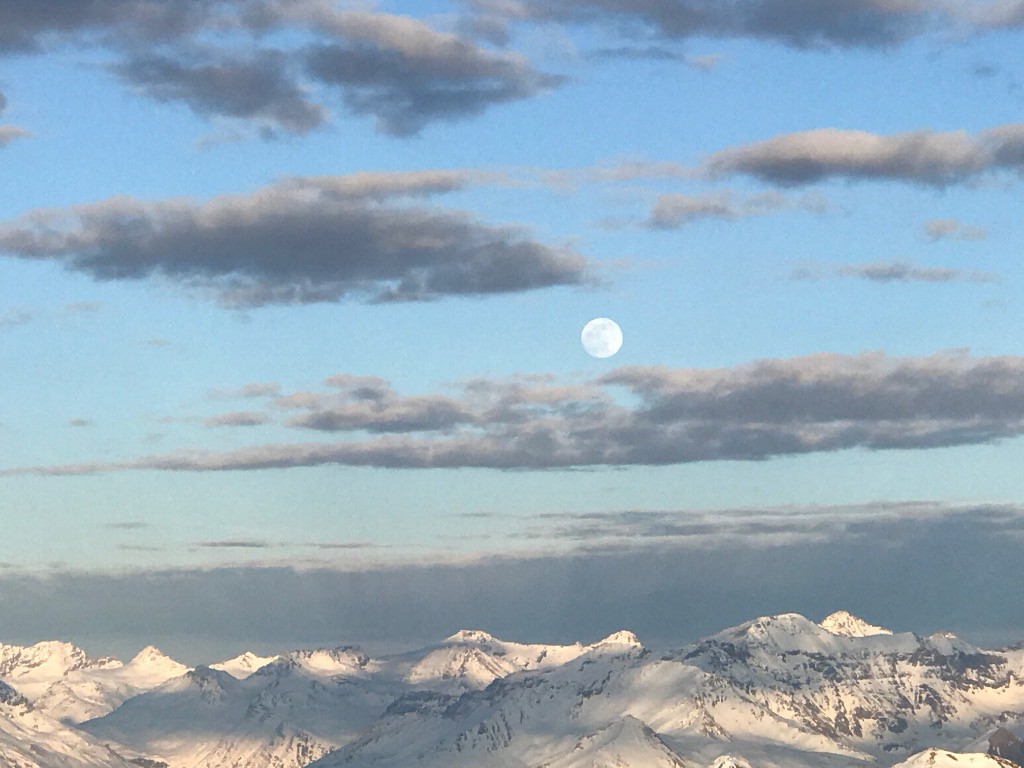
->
[[4, 502, 1024, 661], [0, 171, 591, 307], [8, 350, 1024, 474]]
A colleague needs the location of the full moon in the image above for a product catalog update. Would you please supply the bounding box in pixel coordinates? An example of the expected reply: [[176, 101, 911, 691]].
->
[[581, 317, 623, 358]]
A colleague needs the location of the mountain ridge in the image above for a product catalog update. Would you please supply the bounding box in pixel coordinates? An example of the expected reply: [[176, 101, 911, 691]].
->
[[2, 611, 1024, 768]]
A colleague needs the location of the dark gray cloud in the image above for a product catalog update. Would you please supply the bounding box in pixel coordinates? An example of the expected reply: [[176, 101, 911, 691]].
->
[[794, 261, 998, 284], [705, 125, 1024, 186], [304, 11, 562, 136], [2, 502, 1024, 662], [0, 3, 559, 136], [9, 351, 1024, 474], [113, 51, 327, 136], [0, 172, 591, 307], [204, 411, 270, 428], [0, 90, 6, 113], [68, 418, 93, 428], [926, 218, 989, 241], [470, 0, 980, 49], [0, 0, 225, 52], [647, 190, 828, 228]]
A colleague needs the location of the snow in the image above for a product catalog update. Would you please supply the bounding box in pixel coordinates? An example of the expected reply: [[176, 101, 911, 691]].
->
[[820, 611, 894, 638], [5, 612, 1024, 768], [210, 651, 282, 679], [892, 750, 1017, 768]]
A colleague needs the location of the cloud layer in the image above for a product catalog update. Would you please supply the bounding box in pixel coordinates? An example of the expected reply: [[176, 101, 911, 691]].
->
[[5, 502, 1024, 661], [8, 350, 1024, 474], [0, 171, 591, 307]]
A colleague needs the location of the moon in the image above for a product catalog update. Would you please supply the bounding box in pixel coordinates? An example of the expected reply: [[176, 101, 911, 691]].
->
[[581, 318, 623, 358]]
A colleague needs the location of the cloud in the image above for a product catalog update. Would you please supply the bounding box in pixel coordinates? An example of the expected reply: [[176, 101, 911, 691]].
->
[[68, 418, 93, 428], [471, 0, 959, 49], [926, 218, 989, 241], [208, 382, 283, 400], [705, 124, 1024, 186], [196, 539, 271, 549], [105, 521, 150, 530], [303, 11, 563, 136], [0, 2, 558, 136], [0, 125, 30, 147], [9, 351, 1024, 475], [836, 261, 997, 283], [204, 411, 270, 428], [113, 51, 327, 136], [0, 308, 33, 329], [277, 375, 477, 433], [588, 46, 721, 71], [0, 172, 592, 307], [794, 261, 998, 284], [647, 190, 828, 228], [0, 0, 223, 52], [3, 502, 1024, 661]]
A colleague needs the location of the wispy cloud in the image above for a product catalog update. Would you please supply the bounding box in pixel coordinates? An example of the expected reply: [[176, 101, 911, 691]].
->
[[0, 125, 30, 147], [705, 124, 1024, 186], [9, 351, 1024, 474], [0, 171, 592, 308], [0, 308, 33, 329], [926, 218, 989, 241], [106, 521, 150, 530], [204, 411, 271, 428], [208, 383, 283, 400], [794, 261, 998, 284], [647, 190, 828, 228], [589, 46, 721, 71], [196, 539, 272, 549]]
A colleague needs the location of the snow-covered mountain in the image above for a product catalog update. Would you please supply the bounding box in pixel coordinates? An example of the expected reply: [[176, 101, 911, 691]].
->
[[4, 612, 1024, 768], [0, 678, 136, 768]]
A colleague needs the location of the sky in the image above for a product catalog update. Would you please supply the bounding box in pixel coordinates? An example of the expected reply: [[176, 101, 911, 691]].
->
[[2, 0, 1024, 663]]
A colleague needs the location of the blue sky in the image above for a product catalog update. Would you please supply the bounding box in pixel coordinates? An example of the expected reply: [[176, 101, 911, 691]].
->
[[2, 0, 1024, 660]]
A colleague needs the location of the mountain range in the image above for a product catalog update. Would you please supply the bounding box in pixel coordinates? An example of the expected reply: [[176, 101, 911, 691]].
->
[[2, 611, 1023, 768]]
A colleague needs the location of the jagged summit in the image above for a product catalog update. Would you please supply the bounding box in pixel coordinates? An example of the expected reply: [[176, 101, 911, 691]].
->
[[594, 630, 643, 647], [446, 629, 498, 644], [820, 610, 893, 637]]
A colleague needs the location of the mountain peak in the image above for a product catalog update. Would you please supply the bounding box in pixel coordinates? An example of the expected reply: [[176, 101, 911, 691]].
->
[[445, 630, 498, 644], [594, 630, 642, 647], [820, 611, 893, 637]]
